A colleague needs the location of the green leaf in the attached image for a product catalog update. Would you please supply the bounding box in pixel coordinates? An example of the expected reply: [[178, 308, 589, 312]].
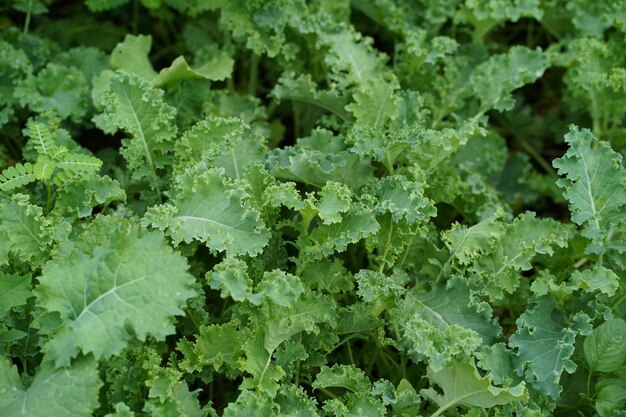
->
[[222, 390, 274, 417], [85, 0, 129, 12], [596, 383, 626, 417], [442, 209, 504, 266], [399, 279, 500, 370], [153, 54, 234, 87], [263, 292, 337, 354], [470, 46, 547, 112], [313, 364, 371, 393], [0, 163, 36, 191], [272, 72, 350, 121], [304, 205, 379, 262], [35, 227, 196, 366], [54, 175, 125, 219], [25, 119, 57, 157], [552, 126, 626, 254], [0, 194, 51, 266], [94, 71, 177, 184], [509, 299, 581, 399], [144, 164, 269, 256], [0, 356, 102, 417], [314, 181, 353, 225], [178, 321, 244, 373], [110, 34, 157, 80], [0, 273, 31, 315], [584, 318, 626, 373], [15, 63, 89, 122], [470, 212, 574, 299], [420, 359, 527, 416]]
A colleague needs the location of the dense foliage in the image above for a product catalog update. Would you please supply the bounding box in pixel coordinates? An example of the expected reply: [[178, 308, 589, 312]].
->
[[1, 1, 625, 416]]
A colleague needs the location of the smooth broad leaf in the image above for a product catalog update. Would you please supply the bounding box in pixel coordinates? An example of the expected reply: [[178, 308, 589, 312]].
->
[[110, 34, 157, 80], [94, 71, 177, 184], [0, 355, 102, 417], [509, 298, 581, 399], [596, 382, 626, 417], [153, 54, 234, 87], [552, 126, 626, 254], [35, 227, 197, 367], [584, 318, 626, 373], [144, 164, 269, 256], [420, 359, 527, 416], [0, 273, 31, 315]]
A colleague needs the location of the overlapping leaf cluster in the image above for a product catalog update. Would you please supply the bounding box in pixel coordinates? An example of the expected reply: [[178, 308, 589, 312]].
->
[[0, 1, 625, 416]]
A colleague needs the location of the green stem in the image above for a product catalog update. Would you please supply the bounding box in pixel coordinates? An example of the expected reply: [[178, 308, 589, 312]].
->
[[514, 134, 558, 176], [132, 0, 139, 34], [346, 340, 355, 364], [248, 53, 259, 96], [318, 387, 337, 399], [587, 370, 593, 399], [23, 1, 32, 34], [611, 293, 626, 310]]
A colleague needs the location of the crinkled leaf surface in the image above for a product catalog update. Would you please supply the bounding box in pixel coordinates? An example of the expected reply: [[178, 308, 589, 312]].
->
[[553, 127, 626, 254], [0, 356, 101, 417], [35, 227, 196, 366], [145, 164, 269, 256]]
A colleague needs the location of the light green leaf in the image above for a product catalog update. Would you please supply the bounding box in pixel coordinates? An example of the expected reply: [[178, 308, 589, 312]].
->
[[35, 227, 196, 366], [222, 390, 274, 417], [304, 205, 379, 262], [104, 403, 135, 417], [272, 72, 350, 121], [264, 293, 336, 354], [314, 181, 352, 225], [420, 359, 527, 416], [552, 126, 626, 254], [570, 266, 620, 296], [0, 163, 36, 191], [144, 164, 269, 256], [15, 63, 89, 122], [442, 209, 504, 265], [153, 54, 234, 87], [313, 364, 371, 393], [399, 279, 500, 370], [54, 175, 125, 219], [470, 212, 573, 299], [178, 321, 244, 373], [584, 318, 626, 373], [0, 194, 51, 266], [596, 383, 626, 417], [470, 46, 547, 112], [94, 71, 177, 184], [110, 34, 157, 80], [509, 299, 580, 399], [0, 273, 31, 315], [0, 356, 102, 417]]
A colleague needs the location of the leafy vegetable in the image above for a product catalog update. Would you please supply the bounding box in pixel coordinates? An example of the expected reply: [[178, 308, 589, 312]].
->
[[0, 1, 625, 416]]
